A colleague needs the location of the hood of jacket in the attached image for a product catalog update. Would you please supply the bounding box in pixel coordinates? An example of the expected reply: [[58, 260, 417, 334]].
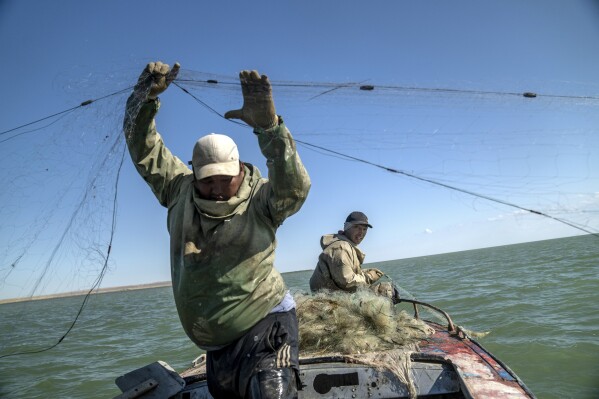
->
[[321, 233, 365, 261]]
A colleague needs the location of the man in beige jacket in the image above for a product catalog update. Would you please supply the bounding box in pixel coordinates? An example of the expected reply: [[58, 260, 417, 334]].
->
[[310, 212, 390, 294]]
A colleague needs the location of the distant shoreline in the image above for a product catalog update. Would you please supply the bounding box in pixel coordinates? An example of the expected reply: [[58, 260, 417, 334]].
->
[[1, 235, 586, 305], [0, 281, 172, 305]]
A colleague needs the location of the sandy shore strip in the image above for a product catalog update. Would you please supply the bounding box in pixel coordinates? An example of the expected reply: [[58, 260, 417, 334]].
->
[[0, 281, 172, 305]]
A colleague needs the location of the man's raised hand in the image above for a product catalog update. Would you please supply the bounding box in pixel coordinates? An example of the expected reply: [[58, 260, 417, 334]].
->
[[134, 61, 180, 101], [225, 70, 278, 129]]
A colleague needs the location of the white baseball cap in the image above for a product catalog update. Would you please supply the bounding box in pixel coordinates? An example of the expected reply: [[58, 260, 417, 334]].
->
[[191, 134, 240, 180]]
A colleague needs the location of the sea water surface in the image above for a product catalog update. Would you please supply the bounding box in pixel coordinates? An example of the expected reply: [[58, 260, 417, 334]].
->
[[1, 235, 598, 398]]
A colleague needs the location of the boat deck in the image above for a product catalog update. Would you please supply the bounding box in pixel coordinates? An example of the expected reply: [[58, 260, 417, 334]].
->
[[415, 322, 534, 398], [171, 321, 534, 398]]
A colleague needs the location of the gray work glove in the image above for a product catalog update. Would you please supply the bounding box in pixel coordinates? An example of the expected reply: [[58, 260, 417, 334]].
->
[[372, 281, 394, 300], [365, 268, 384, 283], [224, 70, 278, 129], [134, 61, 180, 101]]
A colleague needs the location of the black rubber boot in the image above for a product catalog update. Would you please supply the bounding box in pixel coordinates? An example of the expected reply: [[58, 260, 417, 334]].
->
[[246, 368, 298, 399]]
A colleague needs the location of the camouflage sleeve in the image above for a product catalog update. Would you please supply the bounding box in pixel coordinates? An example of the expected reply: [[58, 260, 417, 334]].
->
[[254, 117, 311, 226], [123, 96, 191, 207]]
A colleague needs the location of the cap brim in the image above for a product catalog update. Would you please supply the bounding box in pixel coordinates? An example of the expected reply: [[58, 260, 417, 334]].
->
[[351, 221, 373, 228], [195, 160, 240, 180]]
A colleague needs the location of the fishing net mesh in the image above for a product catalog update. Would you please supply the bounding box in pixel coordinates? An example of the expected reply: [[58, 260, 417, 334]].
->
[[296, 290, 434, 398], [2, 67, 598, 300]]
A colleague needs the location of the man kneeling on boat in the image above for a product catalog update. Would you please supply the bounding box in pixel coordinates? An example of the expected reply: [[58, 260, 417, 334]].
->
[[123, 62, 310, 399], [309, 211, 397, 300]]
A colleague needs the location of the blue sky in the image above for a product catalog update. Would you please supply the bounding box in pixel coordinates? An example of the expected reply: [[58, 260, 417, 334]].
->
[[0, 0, 598, 299]]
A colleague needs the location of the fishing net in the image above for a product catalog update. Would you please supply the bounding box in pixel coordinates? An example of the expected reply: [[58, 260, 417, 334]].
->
[[2, 67, 598, 301], [1, 65, 597, 359], [296, 290, 434, 398]]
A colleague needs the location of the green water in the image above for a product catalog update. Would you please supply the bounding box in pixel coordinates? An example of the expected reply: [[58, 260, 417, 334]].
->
[[1, 235, 598, 398]]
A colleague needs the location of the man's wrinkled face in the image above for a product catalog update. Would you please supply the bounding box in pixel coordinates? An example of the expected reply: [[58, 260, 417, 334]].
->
[[194, 167, 245, 201], [346, 224, 368, 245]]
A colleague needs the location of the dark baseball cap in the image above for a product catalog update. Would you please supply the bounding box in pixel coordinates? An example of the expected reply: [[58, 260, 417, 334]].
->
[[345, 211, 373, 228]]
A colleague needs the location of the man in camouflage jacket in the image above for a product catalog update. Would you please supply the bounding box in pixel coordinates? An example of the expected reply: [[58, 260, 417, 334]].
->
[[123, 62, 310, 399]]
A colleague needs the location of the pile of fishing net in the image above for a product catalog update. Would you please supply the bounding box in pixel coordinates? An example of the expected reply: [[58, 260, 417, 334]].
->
[[296, 289, 435, 398]]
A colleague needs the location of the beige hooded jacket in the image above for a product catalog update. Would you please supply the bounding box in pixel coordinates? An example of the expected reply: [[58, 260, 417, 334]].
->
[[123, 97, 310, 348], [309, 233, 376, 292]]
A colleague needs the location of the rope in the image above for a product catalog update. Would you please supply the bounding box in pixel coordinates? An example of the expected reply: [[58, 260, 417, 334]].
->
[[0, 86, 134, 143], [291, 140, 599, 238], [172, 82, 598, 239], [177, 75, 599, 101]]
